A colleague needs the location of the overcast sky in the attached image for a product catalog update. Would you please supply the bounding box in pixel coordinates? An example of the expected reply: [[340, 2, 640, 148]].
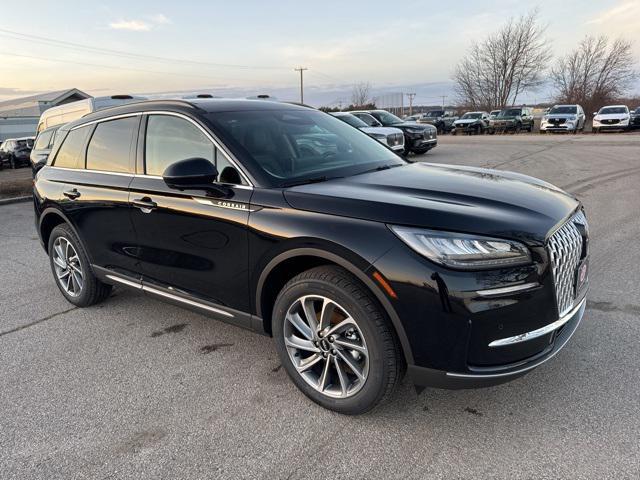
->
[[0, 0, 638, 106]]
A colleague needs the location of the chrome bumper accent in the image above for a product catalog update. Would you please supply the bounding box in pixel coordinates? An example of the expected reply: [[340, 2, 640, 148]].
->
[[476, 282, 539, 297], [488, 296, 586, 348]]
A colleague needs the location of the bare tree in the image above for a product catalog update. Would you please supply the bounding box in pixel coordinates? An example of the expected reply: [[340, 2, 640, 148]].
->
[[351, 82, 372, 107], [551, 36, 638, 113], [453, 11, 550, 110]]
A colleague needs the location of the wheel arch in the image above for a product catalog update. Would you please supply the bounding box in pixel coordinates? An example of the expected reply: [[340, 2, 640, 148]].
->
[[39, 208, 83, 255], [256, 247, 415, 365]]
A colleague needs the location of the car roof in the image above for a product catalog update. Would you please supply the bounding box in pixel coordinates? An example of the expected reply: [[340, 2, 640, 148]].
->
[[600, 105, 628, 108], [63, 98, 312, 130]]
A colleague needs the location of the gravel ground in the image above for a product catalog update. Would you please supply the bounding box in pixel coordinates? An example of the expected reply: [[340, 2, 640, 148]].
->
[[1, 132, 639, 479]]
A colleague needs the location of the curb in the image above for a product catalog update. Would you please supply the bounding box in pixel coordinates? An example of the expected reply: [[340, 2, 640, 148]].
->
[[0, 195, 31, 206]]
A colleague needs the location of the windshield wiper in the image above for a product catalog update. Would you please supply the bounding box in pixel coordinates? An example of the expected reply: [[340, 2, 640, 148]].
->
[[282, 176, 330, 187]]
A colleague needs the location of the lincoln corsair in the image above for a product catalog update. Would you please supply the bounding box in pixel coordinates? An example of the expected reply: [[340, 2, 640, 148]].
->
[[34, 99, 588, 414]]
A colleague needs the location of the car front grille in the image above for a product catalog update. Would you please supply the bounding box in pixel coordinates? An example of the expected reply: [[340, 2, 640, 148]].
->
[[602, 119, 620, 124], [550, 118, 566, 125], [547, 211, 588, 316]]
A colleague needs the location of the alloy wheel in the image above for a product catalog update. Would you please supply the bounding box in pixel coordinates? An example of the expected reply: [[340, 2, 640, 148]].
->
[[52, 236, 84, 297], [283, 295, 369, 398]]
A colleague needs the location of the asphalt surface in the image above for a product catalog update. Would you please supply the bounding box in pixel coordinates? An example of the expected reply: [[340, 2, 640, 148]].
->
[[1, 133, 639, 479]]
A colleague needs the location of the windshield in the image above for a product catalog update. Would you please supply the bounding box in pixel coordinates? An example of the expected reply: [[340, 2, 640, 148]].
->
[[490, 110, 501, 116], [549, 106, 577, 115], [207, 109, 404, 187], [370, 111, 403, 126], [461, 113, 482, 119], [334, 114, 368, 129], [599, 107, 627, 115], [15, 140, 30, 149], [499, 109, 521, 117], [426, 110, 444, 117]]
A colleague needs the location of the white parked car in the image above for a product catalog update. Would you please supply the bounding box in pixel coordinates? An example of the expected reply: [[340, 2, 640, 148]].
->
[[330, 112, 405, 152], [540, 105, 586, 133], [592, 105, 630, 133]]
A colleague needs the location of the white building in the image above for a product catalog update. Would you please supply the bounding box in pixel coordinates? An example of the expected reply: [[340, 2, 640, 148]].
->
[[0, 88, 91, 141]]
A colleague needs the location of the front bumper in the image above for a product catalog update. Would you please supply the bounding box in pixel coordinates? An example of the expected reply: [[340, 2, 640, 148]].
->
[[410, 138, 437, 151], [407, 296, 585, 388], [594, 121, 628, 130], [541, 122, 577, 132]]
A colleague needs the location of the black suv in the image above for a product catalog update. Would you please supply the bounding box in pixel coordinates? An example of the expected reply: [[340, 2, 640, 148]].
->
[[489, 107, 534, 133], [34, 100, 589, 414], [0, 137, 34, 169], [350, 110, 437, 155]]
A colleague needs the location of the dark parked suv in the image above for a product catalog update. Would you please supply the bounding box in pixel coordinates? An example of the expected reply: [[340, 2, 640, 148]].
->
[[0, 137, 34, 169], [34, 99, 589, 414]]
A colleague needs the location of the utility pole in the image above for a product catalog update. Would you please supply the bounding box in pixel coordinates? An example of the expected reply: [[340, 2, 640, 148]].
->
[[406, 93, 416, 116], [440, 95, 447, 109], [294, 67, 308, 104]]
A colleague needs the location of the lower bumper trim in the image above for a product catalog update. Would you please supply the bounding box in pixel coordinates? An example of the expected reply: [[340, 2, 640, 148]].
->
[[488, 296, 585, 347], [409, 296, 585, 389]]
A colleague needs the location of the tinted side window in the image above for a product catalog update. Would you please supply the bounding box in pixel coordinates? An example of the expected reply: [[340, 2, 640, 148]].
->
[[86, 117, 137, 173], [145, 115, 214, 176], [34, 130, 54, 150], [53, 126, 92, 169]]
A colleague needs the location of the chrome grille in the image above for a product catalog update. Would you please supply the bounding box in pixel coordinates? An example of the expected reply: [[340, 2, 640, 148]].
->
[[547, 212, 587, 316]]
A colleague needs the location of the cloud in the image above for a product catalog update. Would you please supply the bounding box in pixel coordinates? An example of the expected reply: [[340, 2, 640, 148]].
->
[[108, 13, 171, 32], [109, 19, 151, 31], [585, 1, 638, 25]]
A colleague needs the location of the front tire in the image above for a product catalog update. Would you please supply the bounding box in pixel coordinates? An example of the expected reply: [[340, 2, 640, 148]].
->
[[272, 266, 403, 415], [48, 224, 112, 307]]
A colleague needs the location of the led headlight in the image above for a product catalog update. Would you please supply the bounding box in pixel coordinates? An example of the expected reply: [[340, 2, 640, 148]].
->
[[370, 133, 386, 140], [389, 226, 532, 270]]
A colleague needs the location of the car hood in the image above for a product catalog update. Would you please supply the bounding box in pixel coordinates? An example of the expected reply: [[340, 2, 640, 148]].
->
[[283, 163, 579, 245], [595, 113, 628, 120], [361, 126, 403, 136], [390, 122, 431, 131], [493, 116, 518, 121], [454, 119, 480, 125], [545, 114, 576, 120]]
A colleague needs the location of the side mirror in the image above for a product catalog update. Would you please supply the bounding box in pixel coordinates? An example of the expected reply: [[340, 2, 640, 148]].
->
[[592, 112, 598, 116], [163, 157, 224, 193]]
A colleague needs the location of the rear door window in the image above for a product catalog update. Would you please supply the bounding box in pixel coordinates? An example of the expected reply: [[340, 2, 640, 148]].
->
[[53, 126, 92, 169], [86, 116, 138, 173]]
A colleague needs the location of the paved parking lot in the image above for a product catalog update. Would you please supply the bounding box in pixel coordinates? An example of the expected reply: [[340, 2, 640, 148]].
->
[[1, 133, 639, 479]]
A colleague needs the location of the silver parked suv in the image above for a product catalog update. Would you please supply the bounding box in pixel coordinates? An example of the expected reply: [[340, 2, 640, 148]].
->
[[540, 105, 586, 133]]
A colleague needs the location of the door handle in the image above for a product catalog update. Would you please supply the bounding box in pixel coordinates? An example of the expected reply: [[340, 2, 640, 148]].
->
[[63, 188, 81, 200], [132, 197, 157, 212]]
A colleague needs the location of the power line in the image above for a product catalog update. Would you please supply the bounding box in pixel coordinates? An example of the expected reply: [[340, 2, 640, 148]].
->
[[0, 51, 248, 81], [0, 28, 288, 71]]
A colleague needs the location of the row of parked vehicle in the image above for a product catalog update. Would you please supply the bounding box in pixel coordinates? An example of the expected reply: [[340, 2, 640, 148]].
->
[[404, 104, 640, 135]]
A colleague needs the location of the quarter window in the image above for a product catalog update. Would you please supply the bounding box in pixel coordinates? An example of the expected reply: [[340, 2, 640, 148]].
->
[[86, 117, 137, 173], [53, 126, 92, 169], [34, 129, 54, 150]]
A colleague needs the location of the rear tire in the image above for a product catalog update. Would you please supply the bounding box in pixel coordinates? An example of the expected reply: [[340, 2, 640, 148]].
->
[[272, 266, 403, 415], [48, 224, 112, 307]]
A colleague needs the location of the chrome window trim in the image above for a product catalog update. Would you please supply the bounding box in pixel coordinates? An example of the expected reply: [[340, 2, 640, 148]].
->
[[69, 112, 142, 130], [66, 109, 254, 188], [49, 166, 134, 177], [488, 296, 586, 348], [476, 282, 539, 297], [106, 274, 234, 318]]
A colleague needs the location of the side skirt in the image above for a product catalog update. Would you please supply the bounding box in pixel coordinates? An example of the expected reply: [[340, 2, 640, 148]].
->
[[93, 265, 266, 335]]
